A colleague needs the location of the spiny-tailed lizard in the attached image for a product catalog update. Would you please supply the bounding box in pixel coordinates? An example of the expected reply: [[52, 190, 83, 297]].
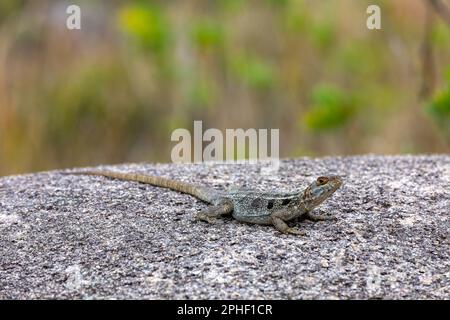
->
[[65, 170, 342, 235]]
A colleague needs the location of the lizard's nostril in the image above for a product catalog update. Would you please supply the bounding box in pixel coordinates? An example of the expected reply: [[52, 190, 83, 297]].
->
[[331, 175, 342, 184]]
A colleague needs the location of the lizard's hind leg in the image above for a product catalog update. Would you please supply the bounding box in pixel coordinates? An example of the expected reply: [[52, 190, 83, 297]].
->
[[195, 199, 233, 224]]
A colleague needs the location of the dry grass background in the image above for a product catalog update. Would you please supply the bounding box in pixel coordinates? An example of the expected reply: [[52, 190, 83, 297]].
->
[[0, 0, 449, 175]]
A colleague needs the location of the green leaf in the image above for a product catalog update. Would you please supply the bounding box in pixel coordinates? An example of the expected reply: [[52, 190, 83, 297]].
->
[[230, 55, 275, 89], [189, 79, 217, 108], [303, 85, 355, 131], [118, 4, 171, 53], [310, 21, 335, 50], [427, 88, 450, 120], [191, 21, 224, 49]]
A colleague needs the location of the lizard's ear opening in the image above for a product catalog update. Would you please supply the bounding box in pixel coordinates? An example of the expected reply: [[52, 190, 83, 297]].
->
[[317, 176, 329, 185]]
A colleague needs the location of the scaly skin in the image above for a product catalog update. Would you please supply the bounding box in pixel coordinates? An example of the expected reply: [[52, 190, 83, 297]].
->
[[65, 170, 342, 235]]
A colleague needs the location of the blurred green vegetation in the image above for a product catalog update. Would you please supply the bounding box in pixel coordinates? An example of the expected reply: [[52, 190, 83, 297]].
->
[[230, 54, 275, 89], [119, 4, 171, 54], [304, 85, 356, 130], [191, 20, 225, 49], [428, 68, 450, 132], [0, 0, 449, 175], [0, 0, 25, 21]]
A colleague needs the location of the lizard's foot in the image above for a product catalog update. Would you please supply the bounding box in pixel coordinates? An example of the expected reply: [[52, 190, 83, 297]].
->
[[194, 200, 233, 224], [272, 212, 307, 236], [195, 212, 218, 224], [286, 227, 307, 236], [305, 212, 337, 222]]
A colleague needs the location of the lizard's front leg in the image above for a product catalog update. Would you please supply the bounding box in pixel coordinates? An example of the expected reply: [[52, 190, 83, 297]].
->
[[271, 209, 307, 236], [195, 199, 233, 224], [305, 211, 336, 222]]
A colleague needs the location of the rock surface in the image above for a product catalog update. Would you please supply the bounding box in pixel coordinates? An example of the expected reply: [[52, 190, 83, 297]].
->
[[0, 155, 449, 299]]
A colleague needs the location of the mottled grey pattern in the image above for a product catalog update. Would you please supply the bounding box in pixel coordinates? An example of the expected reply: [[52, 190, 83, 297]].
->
[[0, 155, 449, 299], [229, 190, 303, 222], [200, 174, 342, 230]]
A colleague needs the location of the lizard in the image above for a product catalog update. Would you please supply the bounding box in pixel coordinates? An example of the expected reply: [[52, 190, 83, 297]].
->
[[64, 170, 342, 235]]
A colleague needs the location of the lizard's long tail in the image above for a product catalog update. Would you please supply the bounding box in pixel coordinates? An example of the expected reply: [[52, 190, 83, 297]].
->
[[64, 170, 216, 203]]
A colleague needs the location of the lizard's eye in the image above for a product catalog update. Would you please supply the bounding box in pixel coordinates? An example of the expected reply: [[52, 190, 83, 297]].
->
[[317, 177, 329, 185]]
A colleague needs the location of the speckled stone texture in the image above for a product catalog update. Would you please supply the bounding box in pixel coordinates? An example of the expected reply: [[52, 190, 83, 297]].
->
[[0, 155, 448, 299]]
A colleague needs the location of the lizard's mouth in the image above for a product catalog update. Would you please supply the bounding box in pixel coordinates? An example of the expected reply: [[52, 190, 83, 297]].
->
[[335, 176, 343, 188], [327, 175, 343, 191]]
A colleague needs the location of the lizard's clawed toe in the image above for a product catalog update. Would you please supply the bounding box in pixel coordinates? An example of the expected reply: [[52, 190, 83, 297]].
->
[[286, 227, 307, 236], [195, 212, 218, 224], [306, 213, 337, 222]]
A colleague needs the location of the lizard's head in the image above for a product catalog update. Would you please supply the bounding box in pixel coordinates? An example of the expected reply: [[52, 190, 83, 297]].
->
[[303, 175, 342, 210]]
